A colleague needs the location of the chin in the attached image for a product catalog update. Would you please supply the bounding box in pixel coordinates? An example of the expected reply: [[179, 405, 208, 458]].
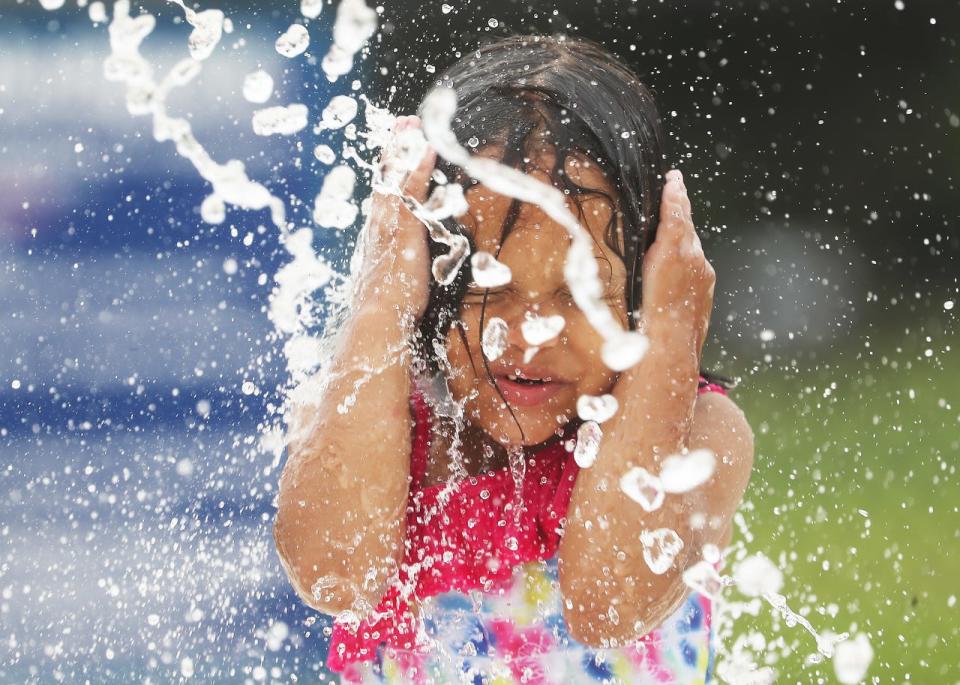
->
[[477, 404, 571, 448]]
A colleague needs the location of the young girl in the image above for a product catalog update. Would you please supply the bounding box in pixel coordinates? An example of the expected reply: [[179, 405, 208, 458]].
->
[[274, 35, 754, 684]]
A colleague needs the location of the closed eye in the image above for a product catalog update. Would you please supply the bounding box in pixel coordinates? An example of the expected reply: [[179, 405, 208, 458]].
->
[[558, 288, 623, 304], [464, 287, 507, 301]]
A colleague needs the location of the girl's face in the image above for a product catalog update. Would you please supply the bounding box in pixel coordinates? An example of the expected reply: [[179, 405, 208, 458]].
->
[[445, 148, 630, 447]]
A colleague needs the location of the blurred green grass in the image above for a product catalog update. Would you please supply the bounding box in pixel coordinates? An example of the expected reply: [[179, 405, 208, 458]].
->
[[724, 325, 958, 683]]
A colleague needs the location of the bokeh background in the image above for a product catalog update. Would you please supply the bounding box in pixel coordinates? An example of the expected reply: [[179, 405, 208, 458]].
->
[[1, 0, 957, 683]]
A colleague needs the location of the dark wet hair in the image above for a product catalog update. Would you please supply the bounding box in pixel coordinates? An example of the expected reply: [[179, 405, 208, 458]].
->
[[410, 35, 732, 432]]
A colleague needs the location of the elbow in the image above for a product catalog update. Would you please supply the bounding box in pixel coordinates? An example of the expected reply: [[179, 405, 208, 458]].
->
[[560, 574, 690, 649], [271, 512, 393, 618], [272, 514, 327, 614], [558, 572, 638, 649], [561, 599, 641, 649]]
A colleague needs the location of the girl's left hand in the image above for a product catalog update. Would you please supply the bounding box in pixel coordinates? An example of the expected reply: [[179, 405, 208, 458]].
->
[[640, 169, 716, 362]]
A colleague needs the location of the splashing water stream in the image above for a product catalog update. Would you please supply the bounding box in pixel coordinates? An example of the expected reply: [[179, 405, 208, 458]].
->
[[88, 1, 877, 680]]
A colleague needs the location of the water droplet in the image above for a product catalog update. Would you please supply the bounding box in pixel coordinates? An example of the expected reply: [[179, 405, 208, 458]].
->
[[659, 448, 716, 493], [574, 421, 602, 468], [833, 634, 874, 684], [640, 528, 684, 574], [619, 466, 664, 511], [431, 234, 470, 285], [521, 313, 565, 346], [322, 0, 378, 81], [682, 560, 729, 599], [318, 95, 358, 130], [313, 165, 358, 229], [275, 23, 310, 58], [601, 331, 648, 371], [88, 1, 107, 23], [733, 553, 783, 596], [470, 251, 512, 288], [242, 70, 274, 104], [702, 543, 721, 564], [200, 194, 226, 224], [313, 144, 336, 165], [576, 393, 619, 423], [301, 0, 323, 19], [252, 104, 309, 136], [482, 317, 508, 361], [423, 183, 468, 220]]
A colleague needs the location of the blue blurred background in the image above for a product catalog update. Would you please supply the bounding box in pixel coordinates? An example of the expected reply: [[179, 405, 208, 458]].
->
[[1, 1, 958, 683], [0, 3, 348, 683]]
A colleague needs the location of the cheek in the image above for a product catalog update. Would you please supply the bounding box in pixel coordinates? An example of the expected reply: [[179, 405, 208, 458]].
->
[[444, 317, 481, 391], [565, 315, 619, 389]]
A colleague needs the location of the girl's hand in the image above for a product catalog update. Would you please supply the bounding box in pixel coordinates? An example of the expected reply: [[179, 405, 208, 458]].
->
[[353, 115, 437, 323], [640, 169, 716, 362]]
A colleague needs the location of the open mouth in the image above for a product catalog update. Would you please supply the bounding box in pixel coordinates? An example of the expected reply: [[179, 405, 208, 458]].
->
[[493, 372, 566, 407], [504, 374, 549, 386]]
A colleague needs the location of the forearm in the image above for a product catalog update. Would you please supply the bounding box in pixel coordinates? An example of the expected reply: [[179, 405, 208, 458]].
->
[[559, 327, 703, 643], [274, 302, 416, 616]]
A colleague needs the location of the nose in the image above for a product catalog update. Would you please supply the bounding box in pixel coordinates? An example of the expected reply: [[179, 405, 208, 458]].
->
[[500, 301, 565, 353]]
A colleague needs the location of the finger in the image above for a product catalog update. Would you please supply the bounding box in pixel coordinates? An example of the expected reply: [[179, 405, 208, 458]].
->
[[401, 144, 437, 203], [657, 169, 689, 245], [686, 229, 704, 259]]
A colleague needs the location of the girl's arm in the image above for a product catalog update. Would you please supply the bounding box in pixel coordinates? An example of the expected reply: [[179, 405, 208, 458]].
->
[[558, 169, 755, 646], [273, 117, 436, 618]]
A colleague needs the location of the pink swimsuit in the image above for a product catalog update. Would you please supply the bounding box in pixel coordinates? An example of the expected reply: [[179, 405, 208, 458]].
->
[[328, 377, 727, 684]]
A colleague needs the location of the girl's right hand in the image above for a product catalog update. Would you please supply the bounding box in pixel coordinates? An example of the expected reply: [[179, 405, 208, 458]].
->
[[352, 115, 437, 324]]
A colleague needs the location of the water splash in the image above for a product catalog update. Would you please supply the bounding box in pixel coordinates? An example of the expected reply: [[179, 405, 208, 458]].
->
[[659, 448, 716, 494], [165, 0, 224, 61], [252, 104, 309, 136], [313, 144, 337, 165], [104, 0, 286, 228], [322, 0, 378, 82], [639, 528, 684, 575], [506, 444, 526, 521], [89, 5, 875, 681], [575, 393, 619, 423], [318, 95, 359, 131], [423, 183, 469, 221], [481, 318, 508, 361], [520, 313, 565, 346], [377, 125, 429, 188], [268, 228, 334, 338], [682, 560, 732, 600], [573, 421, 602, 468], [619, 466, 665, 511], [833, 633, 874, 684], [242, 69, 274, 103], [275, 23, 310, 58], [469, 251, 512, 288], [88, 1, 107, 23], [313, 165, 358, 229], [301, 0, 323, 19]]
